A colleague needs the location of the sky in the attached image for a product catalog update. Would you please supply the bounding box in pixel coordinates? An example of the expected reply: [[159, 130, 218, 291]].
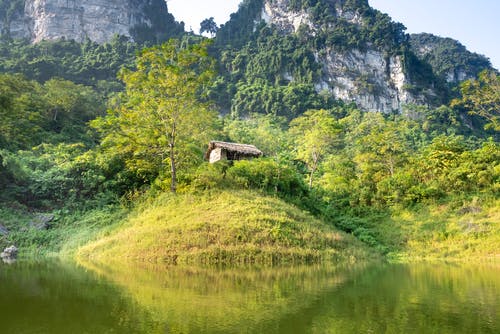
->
[[167, 0, 499, 70]]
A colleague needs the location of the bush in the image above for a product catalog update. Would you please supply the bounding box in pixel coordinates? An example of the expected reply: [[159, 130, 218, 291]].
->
[[227, 159, 308, 196]]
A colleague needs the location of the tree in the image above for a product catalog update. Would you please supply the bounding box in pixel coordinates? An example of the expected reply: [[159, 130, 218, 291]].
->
[[0, 74, 45, 150], [225, 114, 290, 160], [352, 113, 410, 179], [200, 17, 218, 37], [348, 113, 412, 205], [452, 70, 500, 131], [43, 78, 103, 132], [92, 40, 219, 193], [289, 109, 342, 189]]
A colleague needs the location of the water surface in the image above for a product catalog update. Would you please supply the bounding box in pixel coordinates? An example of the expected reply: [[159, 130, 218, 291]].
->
[[0, 260, 498, 333]]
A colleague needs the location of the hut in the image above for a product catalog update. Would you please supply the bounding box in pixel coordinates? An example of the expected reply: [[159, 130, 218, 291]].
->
[[205, 141, 263, 163]]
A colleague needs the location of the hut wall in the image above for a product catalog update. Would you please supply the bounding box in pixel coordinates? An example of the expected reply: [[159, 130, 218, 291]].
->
[[209, 147, 227, 163]]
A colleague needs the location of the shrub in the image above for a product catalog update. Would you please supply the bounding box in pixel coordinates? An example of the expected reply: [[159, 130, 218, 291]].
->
[[227, 159, 308, 196]]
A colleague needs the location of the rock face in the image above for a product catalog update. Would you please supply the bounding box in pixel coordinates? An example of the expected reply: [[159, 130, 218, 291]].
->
[[1, 245, 18, 261], [29, 213, 55, 230], [0, 224, 8, 236], [317, 49, 424, 112], [2, 0, 171, 43], [259, 0, 426, 112]]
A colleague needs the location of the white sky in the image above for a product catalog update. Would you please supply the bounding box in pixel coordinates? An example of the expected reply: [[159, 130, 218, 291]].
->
[[167, 0, 241, 32], [167, 0, 499, 69]]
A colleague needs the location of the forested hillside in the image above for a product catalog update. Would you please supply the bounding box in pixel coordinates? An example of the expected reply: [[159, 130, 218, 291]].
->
[[410, 33, 492, 84], [0, 0, 498, 262]]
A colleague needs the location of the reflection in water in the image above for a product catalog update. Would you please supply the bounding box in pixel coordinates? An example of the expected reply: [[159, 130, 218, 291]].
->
[[0, 259, 498, 333], [0, 260, 158, 334], [81, 260, 358, 333], [81, 260, 500, 334]]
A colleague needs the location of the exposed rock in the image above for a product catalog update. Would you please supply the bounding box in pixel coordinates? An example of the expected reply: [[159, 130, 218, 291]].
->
[[29, 214, 55, 230], [1, 0, 177, 44], [317, 48, 427, 112], [0, 224, 8, 236], [1, 245, 18, 261], [258, 0, 427, 112], [261, 0, 314, 34]]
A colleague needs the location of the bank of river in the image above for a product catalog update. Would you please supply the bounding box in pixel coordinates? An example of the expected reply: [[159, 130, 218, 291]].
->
[[0, 259, 498, 333]]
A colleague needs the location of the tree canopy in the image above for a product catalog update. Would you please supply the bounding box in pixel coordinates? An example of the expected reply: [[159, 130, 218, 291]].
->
[[92, 40, 220, 192]]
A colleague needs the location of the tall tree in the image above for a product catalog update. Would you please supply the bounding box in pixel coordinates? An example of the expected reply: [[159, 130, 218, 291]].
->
[[199, 17, 218, 37], [289, 109, 342, 189], [452, 70, 500, 131], [93, 40, 219, 192]]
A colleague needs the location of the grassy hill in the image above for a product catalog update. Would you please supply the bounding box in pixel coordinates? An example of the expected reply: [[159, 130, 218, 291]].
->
[[76, 190, 374, 265]]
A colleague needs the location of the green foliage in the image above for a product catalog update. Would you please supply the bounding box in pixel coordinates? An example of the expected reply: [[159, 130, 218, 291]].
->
[[0, 73, 47, 150], [230, 82, 334, 118], [0, 73, 103, 151], [290, 109, 343, 188], [410, 33, 492, 83], [215, 0, 265, 49], [227, 159, 308, 196], [224, 113, 291, 159], [0, 144, 120, 207], [0, 36, 138, 87], [452, 70, 500, 132], [92, 40, 220, 192], [0, 73, 113, 209], [200, 17, 218, 37], [213, 24, 334, 118], [283, 0, 407, 52]]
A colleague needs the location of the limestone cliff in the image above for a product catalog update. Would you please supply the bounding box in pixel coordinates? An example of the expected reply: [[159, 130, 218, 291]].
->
[[1, 0, 182, 44], [258, 0, 428, 112]]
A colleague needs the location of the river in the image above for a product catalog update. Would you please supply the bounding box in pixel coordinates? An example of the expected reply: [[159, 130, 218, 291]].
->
[[0, 260, 498, 333]]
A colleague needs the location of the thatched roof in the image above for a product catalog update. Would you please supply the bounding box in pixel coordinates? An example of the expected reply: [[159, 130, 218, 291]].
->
[[205, 141, 263, 160]]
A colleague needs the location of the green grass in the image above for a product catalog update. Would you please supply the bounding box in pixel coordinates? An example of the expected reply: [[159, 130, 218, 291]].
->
[[371, 197, 500, 262], [2, 188, 497, 264], [0, 203, 127, 258], [77, 190, 375, 265]]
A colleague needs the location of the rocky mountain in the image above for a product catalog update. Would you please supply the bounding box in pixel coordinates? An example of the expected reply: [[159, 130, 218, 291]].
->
[[214, 0, 493, 114], [0, 0, 183, 44], [0, 0, 494, 115]]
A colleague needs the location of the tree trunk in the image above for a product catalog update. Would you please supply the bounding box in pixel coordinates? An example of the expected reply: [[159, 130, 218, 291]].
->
[[308, 152, 319, 190], [169, 121, 177, 193], [170, 142, 177, 193], [308, 163, 317, 190]]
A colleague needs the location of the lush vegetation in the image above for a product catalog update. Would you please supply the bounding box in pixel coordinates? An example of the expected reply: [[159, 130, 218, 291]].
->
[[0, 0, 498, 264], [0, 37, 137, 88], [410, 33, 492, 83], [2, 46, 497, 261]]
